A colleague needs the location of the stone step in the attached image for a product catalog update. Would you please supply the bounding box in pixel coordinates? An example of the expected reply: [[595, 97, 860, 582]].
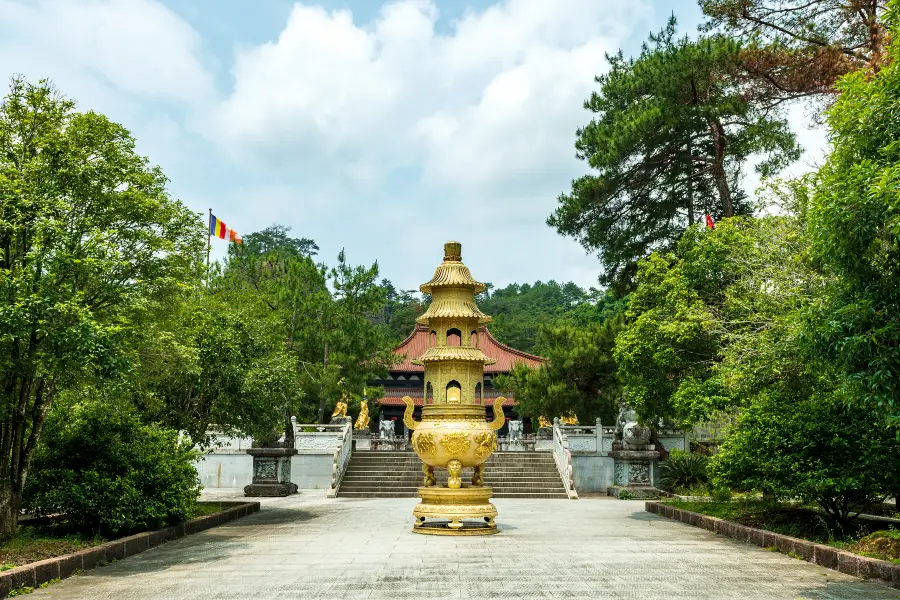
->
[[338, 487, 566, 494], [337, 491, 569, 499], [348, 454, 556, 460], [345, 461, 558, 467], [342, 474, 564, 481], [338, 481, 567, 489], [338, 451, 567, 499], [345, 458, 558, 465], [344, 466, 560, 474]]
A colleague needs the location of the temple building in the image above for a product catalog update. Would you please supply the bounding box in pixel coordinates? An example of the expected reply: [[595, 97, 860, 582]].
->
[[372, 324, 545, 435]]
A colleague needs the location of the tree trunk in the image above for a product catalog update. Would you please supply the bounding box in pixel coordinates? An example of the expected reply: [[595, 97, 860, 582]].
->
[[707, 117, 733, 217], [0, 480, 21, 540], [685, 135, 695, 226], [316, 341, 329, 424]]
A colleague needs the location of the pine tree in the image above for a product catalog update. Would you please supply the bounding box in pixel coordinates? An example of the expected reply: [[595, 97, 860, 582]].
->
[[549, 17, 800, 291]]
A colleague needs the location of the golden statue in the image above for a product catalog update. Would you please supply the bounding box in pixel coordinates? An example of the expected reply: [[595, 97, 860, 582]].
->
[[331, 378, 349, 419], [354, 401, 370, 430], [538, 415, 552, 429], [331, 398, 348, 419], [402, 242, 505, 535], [560, 412, 579, 425]]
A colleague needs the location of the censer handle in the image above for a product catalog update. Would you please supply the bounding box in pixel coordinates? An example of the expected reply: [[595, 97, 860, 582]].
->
[[401, 396, 418, 430], [490, 397, 507, 431]]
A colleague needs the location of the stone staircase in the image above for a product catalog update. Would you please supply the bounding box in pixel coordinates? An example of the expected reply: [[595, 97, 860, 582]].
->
[[337, 450, 569, 499]]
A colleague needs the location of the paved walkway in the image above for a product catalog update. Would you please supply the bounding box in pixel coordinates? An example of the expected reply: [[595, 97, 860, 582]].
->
[[31, 490, 896, 599]]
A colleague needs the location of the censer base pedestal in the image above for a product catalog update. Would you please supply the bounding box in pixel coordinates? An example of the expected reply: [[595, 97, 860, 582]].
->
[[412, 486, 498, 536]]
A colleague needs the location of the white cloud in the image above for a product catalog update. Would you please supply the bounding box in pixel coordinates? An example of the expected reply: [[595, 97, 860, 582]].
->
[[0, 0, 829, 292], [0, 0, 213, 108], [200, 0, 658, 288], [208, 0, 651, 187]]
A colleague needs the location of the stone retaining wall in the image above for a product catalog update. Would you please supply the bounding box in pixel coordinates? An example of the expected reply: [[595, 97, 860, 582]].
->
[[0, 501, 260, 597], [645, 501, 900, 589]]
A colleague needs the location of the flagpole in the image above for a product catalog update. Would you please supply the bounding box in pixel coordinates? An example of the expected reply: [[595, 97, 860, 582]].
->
[[206, 208, 212, 287]]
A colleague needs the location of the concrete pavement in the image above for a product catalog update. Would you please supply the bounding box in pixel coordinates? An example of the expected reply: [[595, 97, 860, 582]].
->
[[29, 489, 897, 599]]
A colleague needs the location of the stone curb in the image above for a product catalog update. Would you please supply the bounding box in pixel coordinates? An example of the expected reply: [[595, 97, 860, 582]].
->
[[0, 501, 260, 598], [645, 501, 900, 589]]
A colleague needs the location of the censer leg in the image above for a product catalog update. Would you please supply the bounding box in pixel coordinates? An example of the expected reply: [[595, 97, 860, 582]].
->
[[472, 463, 484, 487], [422, 463, 436, 487], [447, 459, 462, 489]]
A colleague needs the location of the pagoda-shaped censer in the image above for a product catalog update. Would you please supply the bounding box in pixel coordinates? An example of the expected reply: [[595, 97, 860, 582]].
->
[[402, 241, 507, 535]]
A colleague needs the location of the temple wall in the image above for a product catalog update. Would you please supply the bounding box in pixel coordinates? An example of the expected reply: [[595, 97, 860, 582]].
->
[[571, 453, 615, 492], [195, 451, 253, 489], [193, 450, 335, 490], [291, 452, 335, 490]]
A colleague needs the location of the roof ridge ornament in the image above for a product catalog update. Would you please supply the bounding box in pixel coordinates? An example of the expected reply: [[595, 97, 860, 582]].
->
[[444, 241, 462, 261]]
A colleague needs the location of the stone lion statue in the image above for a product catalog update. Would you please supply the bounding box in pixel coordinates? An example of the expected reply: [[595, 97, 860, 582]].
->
[[508, 420, 523, 442]]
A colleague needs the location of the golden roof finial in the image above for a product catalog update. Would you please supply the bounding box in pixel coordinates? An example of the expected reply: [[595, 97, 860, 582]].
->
[[444, 241, 462, 261]]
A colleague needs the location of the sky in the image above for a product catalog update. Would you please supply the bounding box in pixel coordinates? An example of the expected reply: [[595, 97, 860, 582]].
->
[[0, 0, 828, 291]]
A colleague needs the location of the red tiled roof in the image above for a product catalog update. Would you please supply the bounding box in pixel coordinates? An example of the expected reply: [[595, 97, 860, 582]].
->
[[378, 388, 516, 406], [391, 325, 544, 373]]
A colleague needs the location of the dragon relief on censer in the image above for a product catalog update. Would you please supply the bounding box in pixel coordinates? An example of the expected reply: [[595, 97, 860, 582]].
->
[[400, 241, 507, 535]]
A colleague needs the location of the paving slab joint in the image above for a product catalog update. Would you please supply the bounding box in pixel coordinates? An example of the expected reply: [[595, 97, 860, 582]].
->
[[0, 501, 260, 594], [645, 502, 899, 589]]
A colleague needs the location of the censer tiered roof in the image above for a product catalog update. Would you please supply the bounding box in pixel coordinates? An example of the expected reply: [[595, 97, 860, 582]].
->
[[412, 241, 495, 368], [416, 241, 492, 326]]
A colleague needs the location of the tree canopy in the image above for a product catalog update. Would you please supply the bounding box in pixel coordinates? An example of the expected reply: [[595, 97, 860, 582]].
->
[[700, 0, 889, 104], [549, 18, 799, 291], [806, 2, 900, 425], [0, 76, 205, 537]]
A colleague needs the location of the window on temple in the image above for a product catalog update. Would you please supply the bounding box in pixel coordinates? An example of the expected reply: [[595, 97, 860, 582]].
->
[[447, 328, 462, 346], [474, 382, 482, 405], [446, 380, 461, 404], [426, 382, 433, 404], [430, 330, 436, 347], [470, 330, 478, 347]]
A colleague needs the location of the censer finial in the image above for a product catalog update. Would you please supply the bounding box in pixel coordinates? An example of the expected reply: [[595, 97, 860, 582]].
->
[[443, 241, 462, 261]]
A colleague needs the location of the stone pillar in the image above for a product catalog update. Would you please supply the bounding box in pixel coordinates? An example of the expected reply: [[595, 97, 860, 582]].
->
[[607, 404, 662, 499], [244, 447, 299, 497]]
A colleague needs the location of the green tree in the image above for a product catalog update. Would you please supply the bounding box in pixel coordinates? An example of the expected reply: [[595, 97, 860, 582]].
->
[[0, 77, 204, 538], [124, 288, 292, 443], [24, 396, 201, 537], [239, 224, 318, 258], [806, 1, 900, 425], [710, 391, 898, 532], [615, 214, 822, 426], [377, 280, 428, 345], [549, 18, 800, 290], [494, 316, 622, 424], [476, 281, 618, 354], [700, 0, 889, 103], [222, 237, 394, 425]]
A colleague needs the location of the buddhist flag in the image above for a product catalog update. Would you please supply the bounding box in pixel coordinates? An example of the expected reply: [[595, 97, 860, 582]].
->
[[705, 214, 716, 229], [209, 213, 243, 244]]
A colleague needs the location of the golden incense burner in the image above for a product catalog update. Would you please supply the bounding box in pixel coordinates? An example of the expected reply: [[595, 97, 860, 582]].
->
[[401, 241, 506, 535]]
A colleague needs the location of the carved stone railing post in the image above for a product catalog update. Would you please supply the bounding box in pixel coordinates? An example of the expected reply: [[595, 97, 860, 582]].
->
[[327, 421, 353, 498], [552, 418, 578, 499]]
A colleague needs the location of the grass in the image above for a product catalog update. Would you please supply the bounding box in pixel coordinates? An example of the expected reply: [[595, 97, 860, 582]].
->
[[843, 528, 900, 564], [189, 502, 230, 518], [0, 501, 232, 572], [664, 500, 900, 564], [0, 527, 104, 570]]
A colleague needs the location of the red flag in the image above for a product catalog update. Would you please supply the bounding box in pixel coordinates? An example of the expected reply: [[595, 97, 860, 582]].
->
[[705, 214, 716, 229]]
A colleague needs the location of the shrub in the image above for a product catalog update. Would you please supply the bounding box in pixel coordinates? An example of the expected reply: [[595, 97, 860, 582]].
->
[[24, 400, 201, 537], [658, 449, 710, 493], [710, 390, 899, 533]]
